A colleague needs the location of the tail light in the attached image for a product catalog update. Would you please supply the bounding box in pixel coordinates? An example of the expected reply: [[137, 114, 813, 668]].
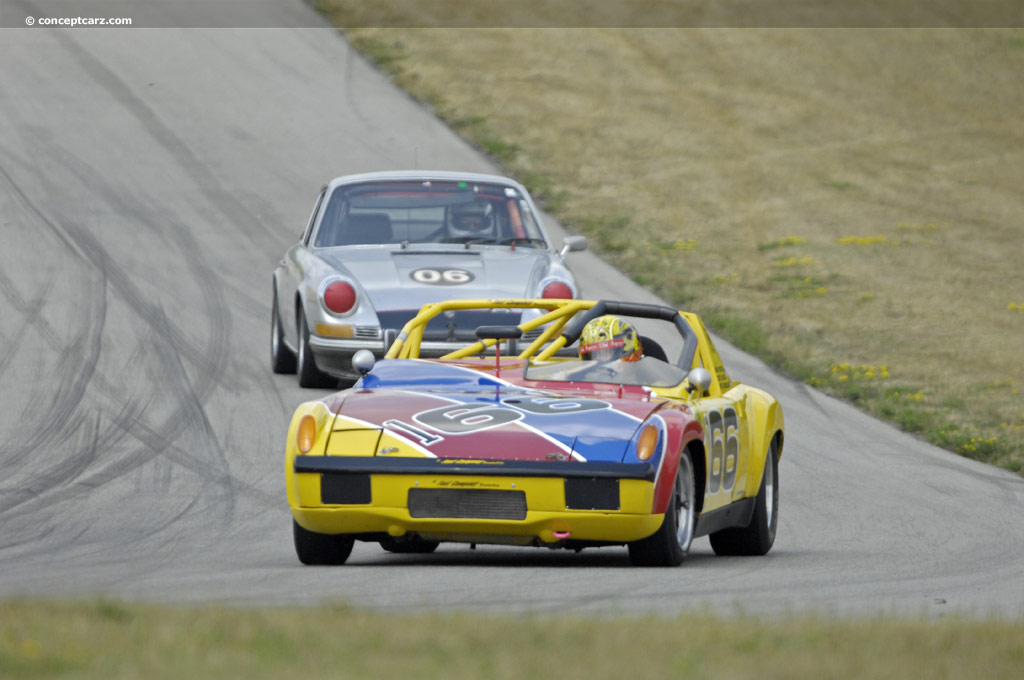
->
[[541, 281, 573, 300], [323, 280, 356, 315]]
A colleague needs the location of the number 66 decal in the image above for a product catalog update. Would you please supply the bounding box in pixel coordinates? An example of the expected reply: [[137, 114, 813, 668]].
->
[[414, 403, 522, 434], [704, 406, 739, 495]]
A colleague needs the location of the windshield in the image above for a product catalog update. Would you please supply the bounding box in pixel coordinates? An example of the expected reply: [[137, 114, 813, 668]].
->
[[314, 180, 547, 248], [523, 357, 687, 387]]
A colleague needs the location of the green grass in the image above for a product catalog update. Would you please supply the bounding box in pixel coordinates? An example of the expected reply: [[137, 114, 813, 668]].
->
[[2, 599, 1023, 679], [327, 20, 1024, 476]]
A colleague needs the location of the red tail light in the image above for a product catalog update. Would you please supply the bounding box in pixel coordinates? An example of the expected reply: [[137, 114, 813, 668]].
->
[[541, 281, 573, 299], [323, 281, 356, 314]]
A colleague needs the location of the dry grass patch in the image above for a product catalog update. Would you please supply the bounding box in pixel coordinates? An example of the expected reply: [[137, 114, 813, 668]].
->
[[333, 24, 1024, 472], [2, 599, 1024, 679]]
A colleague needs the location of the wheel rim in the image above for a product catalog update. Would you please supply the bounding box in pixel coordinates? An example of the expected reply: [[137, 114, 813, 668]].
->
[[674, 457, 695, 549], [764, 452, 775, 528]]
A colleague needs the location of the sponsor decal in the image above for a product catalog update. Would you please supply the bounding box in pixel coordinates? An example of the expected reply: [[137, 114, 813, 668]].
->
[[439, 459, 505, 465]]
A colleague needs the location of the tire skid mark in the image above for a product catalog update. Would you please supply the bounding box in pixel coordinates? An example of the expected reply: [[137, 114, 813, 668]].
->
[[0, 161, 262, 540], [0, 271, 56, 390], [0, 410, 99, 516], [43, 28, 282, 257], [78, 323, 275, 507], [40, 151, 250, 528], [0, 233, 106, 476], [46, 143, 241, 396]]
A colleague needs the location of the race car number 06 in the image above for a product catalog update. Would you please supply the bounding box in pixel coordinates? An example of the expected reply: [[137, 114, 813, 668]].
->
[[705, 406, 739, 495], [410, 267, 474, 285]]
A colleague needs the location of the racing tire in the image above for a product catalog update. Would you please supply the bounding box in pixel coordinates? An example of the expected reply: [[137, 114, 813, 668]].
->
[[379, 536, 441, 554], [297, 310, 335, 389], [710, 438, 779, 556], [271, 286, 297, 374], [293, 519, 354, 565], [628, 451, 696, 567]]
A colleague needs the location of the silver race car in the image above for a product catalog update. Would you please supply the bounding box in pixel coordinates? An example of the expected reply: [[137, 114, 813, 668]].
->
[[271, 171, 587, 387]]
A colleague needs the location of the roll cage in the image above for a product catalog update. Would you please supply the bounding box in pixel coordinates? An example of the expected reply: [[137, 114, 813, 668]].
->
[[383, 298, 701, 373]]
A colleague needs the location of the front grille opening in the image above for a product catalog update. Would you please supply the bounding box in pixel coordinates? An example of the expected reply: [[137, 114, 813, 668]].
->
[[408, 488, 527, 520]]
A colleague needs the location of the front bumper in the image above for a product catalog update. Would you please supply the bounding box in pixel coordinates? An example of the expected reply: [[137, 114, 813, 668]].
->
[[289, 456, 664, 545]]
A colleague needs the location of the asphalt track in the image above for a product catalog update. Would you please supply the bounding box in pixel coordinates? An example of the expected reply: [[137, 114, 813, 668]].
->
[[1, 1, 1022, 619]]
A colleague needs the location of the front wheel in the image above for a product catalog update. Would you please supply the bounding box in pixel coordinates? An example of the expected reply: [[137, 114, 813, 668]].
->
[[710, 438, 779, 556], [628, 451, 696, 566], [270, 286, 297, 374], [296, 310, 334, 388], [293, 520, 354, 565]]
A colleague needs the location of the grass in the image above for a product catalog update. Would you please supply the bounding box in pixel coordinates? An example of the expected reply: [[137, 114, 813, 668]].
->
[[2, 599, 1023, 679], [324, 18, 1024, 475]]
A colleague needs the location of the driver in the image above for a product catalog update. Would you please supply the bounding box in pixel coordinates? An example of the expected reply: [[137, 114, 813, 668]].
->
[[578, 315, 642, 363], [448, 201, 495, 239]]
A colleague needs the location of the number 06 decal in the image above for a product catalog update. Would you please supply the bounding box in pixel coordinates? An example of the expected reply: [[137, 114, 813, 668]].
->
[[704, 406, 739, 495], [410, 267, 475, 285]]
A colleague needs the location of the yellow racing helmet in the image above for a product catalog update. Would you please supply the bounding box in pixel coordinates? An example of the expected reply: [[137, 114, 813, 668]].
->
[[578, 315, 642, 362]]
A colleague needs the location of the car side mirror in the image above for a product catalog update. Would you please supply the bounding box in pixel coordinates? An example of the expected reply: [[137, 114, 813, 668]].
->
[[352, 349, 376, 376], [685, 367, 712, 395], [559, 235, 588, 257]]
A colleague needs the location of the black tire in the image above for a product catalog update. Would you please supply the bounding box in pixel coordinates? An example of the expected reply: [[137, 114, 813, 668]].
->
[[379, 536, 440, 554], [296, 310, 334, 388], [293, 519, 354, 565], [628, 451, 696, 567], [710, 438, 779, 556], [270, 286, 297, 374]]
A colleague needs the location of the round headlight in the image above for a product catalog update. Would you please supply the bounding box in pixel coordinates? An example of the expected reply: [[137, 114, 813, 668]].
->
[[541, 281, 573, 300], [323, 280, 357, 315]]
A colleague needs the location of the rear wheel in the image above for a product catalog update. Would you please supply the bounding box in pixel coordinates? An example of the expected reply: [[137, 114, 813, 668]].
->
[[710, 438, 779, 556], [297, 310, 334, 388], [293, 519, 354, 565], [270, 286, 297, 374], [628, 452, 696, 566]]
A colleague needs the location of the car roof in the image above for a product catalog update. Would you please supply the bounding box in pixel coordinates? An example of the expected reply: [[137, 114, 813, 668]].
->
[[324, 170, 528, 193]]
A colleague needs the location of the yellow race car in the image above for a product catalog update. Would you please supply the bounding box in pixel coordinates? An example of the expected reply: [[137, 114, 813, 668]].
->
[[285, 298, 784, 566]]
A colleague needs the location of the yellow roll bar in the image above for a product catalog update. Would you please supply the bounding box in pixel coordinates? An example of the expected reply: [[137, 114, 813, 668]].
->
[[383, 299, 593, 360]]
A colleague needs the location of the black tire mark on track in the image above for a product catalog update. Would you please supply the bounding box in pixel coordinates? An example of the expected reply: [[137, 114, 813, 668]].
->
[[41, 27, 284, 257], [0, 161, 273, 538]]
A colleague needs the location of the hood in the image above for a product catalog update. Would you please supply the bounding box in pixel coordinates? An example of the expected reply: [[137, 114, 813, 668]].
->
[[319, 246, 550, 313], [329, 360, 666, 464]]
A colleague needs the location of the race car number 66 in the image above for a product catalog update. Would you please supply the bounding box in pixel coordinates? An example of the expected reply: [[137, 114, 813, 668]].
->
[[410, 267, 474, 285]]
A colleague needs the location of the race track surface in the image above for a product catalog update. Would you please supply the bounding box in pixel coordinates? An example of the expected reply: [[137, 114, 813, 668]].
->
[[1, 1, 1022, 618]]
